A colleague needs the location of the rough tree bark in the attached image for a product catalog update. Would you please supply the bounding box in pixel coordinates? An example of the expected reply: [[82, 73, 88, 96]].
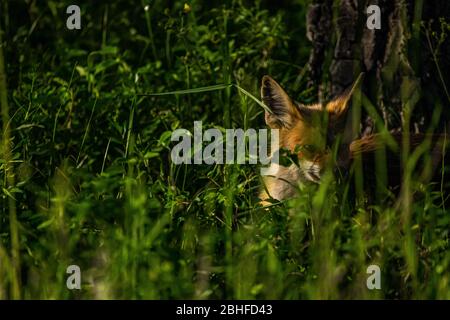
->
[[306, 0, 332, 102], [306, 0, 450, 135]]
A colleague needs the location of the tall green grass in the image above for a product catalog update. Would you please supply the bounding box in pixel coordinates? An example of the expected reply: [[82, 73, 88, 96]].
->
[[0, 0, 449, 299]]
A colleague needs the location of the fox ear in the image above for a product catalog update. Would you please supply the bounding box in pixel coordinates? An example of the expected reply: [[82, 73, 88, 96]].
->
[[261, 75, 298, 128], [326, 73, 364, 122]]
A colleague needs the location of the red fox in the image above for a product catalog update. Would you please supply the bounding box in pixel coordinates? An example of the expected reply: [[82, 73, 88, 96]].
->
[[259, 75, 449, 204]]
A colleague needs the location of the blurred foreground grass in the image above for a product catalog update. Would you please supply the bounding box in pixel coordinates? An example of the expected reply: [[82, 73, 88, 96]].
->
[[0, 1, 449, 299]]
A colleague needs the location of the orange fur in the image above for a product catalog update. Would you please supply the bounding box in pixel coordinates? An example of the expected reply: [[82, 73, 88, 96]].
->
[[259, 75, 448, 205]]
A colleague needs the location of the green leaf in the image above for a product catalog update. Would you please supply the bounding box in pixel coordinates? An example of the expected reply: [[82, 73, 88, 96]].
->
[[144, 151, 160, 159], [139, 83, 232, 96], [37, 218, 55, 230], [138, 83, 272, 113]]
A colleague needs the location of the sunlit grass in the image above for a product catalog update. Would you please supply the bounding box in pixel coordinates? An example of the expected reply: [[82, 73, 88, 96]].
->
[[0, 0, 449, 300]]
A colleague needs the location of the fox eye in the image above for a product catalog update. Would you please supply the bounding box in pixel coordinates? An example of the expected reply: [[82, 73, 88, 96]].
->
[[302, 144, 315, 152]]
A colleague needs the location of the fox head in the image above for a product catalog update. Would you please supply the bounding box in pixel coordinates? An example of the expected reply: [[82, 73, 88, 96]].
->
[[261, 75, 361, 183]]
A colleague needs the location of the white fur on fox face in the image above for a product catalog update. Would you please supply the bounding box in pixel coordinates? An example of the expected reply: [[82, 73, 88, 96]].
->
[[262, 162, 280, 176], [300, 159, 322, 183]]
